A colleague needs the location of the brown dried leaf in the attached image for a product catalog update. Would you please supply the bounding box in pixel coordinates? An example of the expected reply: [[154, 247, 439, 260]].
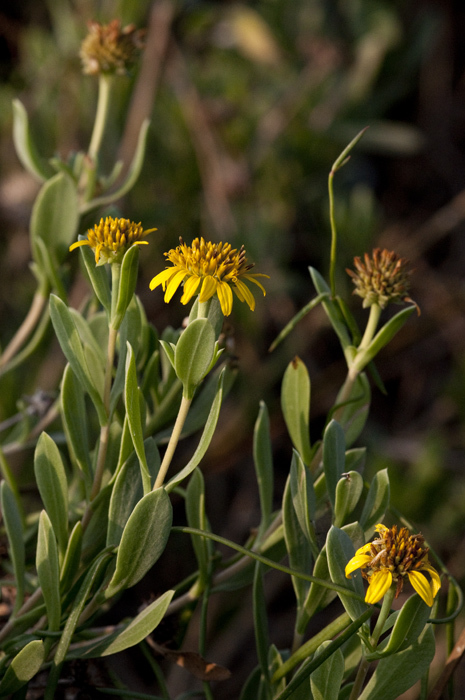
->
[[149, 640, 231, 681]]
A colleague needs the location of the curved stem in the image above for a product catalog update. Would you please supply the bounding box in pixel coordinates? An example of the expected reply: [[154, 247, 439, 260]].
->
[[153, 395, 192, 489], [0, 291, 47, 368], [328, 166, 338, 299]]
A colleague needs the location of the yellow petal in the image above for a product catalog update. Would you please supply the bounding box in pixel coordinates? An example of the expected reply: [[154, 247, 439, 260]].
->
[[374, 524, 388, 535], [365, 570, 392, 604], [234, 278, 256, 310], [354, 542, 374, 557], [149, 267, 176, 291], [181, 274, 201, 305], [408, 571, 434, 606], [69, 240, 90, 252], [165, 269, 188, 302], [198, 275, 218, 303], [243, 274, 268, 295], [421, 564, 442, 599], [133, 240, 149, 247], [216, 281, 233, 316], [345, 553, 372, 578]]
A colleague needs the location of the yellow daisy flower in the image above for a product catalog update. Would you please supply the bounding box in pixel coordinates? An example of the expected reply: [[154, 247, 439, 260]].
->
[[70, 217, 156, 266], [149, 237, 269, 316], [345, 523, 441, 606]]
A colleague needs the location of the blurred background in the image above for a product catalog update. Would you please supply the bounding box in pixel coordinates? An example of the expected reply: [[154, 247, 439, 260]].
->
[[0, 0, 464, 696]]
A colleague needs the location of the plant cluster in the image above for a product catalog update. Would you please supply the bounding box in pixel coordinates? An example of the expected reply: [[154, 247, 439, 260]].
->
[[0, 14, 462, 700]]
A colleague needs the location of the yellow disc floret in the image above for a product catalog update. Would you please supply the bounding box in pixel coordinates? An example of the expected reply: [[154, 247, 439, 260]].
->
[[69, 217, 155, 265], [149, 237, 269, 316]]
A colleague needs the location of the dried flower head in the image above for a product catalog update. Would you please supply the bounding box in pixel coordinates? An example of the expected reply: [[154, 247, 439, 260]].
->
[[80, 20, 144, 76], [149, 237, 269, 316], [70, 216, 155, 265], [347, 248, 415, 309], [345, 523, 441, 606]]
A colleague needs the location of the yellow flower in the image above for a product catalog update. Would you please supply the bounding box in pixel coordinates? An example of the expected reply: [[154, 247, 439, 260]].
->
[[70, 217, 155, 266], [345, 523, 441, 606], [149, 237, 269, 316]]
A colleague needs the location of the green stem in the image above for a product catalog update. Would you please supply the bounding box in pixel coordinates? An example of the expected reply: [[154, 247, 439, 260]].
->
[[88, 74, 113, 161], [328, 166, 338, 299], [349, 587, 395, 700], [153, 395, 192, 489], [0, 291, 47, 368], [358, 304, 382, 352]]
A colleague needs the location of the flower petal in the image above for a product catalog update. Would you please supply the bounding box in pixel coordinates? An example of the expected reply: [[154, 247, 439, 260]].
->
[[149, 267, 175, 291], [345, 553, 372, 578], [374, 524, 389, 535], [243, 274, 268, 296], [216, 281, 233, 316], [421, 563, 442, 599], [234, 279, 256, 310], [407, 571, 434, 606], [69, 240, 90, 252], [165, 270, 188, 302], [198, 275, 218, 303], [181, 274, 201, 305], [365, 570, 392, 604], [354, 542, 374, 557]]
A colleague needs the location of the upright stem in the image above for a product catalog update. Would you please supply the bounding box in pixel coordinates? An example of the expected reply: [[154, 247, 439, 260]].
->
[[88, 74, 113, 161], [328, 165, 338, 299], [358, 304, 382, 352], [349, 587, 395, 700], [153, 395, 192, 489]]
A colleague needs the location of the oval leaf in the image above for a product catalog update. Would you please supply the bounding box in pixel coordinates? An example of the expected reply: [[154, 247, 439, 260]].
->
[[175, 319, 215, 397], [106, 488, 172, 596], [281, 357, 312, 465], [0, 639, 45, 696], [34, 432, 69, 555]]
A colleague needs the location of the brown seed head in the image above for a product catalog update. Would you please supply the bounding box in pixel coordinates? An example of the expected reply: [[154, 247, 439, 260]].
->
[[80, 20, 145, 76], [346, 248, 414, 309]]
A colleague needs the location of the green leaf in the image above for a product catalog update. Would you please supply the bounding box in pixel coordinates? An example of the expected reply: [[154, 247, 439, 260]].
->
[[61, 364, 92, 488], [310, 641, 344, 700], [253, 401, 273, 537], [358, 625, 435, 700], [344, 447, 366, 472], [283, 476, 312, 614], [359, 468, 390, 535], [186, 469, 211, 591], [79, 243, 111, 314], [367, 594, 431, 660], [309, 267, 351, 351], [80, 119, 151, 214], [334, 373, 370, 447], [253, 562, 271, 684], [333, 471, 364, 528], [30, 172, 79, 263], [0, 639, 45, 696], [107, 438, 161, 547], [46, 552, 113, 694], [326, 526, 369, 622], [166, 368, 225, 492], [112, 245, 140, 329], [106, 488, 172, 596], [111, 297, 143, 413], [188, 295, 224, 339], [12, 99, 51, 181], [34, 432, 68, 556], [290, 450, 318, 552], [281, 357, 312, 465], [50, 294, 106, 424], [174, 319, 216, 398], [36, 511, 61, 632], [1, 481, 25, 612], [99, 590, 174, 656], [60, 521, 83, 592], [352, 306, 416, 375], [323, 420, 346, 510], [125, 343, 150, 492]]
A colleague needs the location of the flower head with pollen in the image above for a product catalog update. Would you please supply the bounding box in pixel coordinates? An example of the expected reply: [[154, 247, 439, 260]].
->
[[149, 237, 269, 316], [70, 217, 155, 266], [345, 523, 441, 606], [80, 20, 145, 76], [346, 248, 416, 310]]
